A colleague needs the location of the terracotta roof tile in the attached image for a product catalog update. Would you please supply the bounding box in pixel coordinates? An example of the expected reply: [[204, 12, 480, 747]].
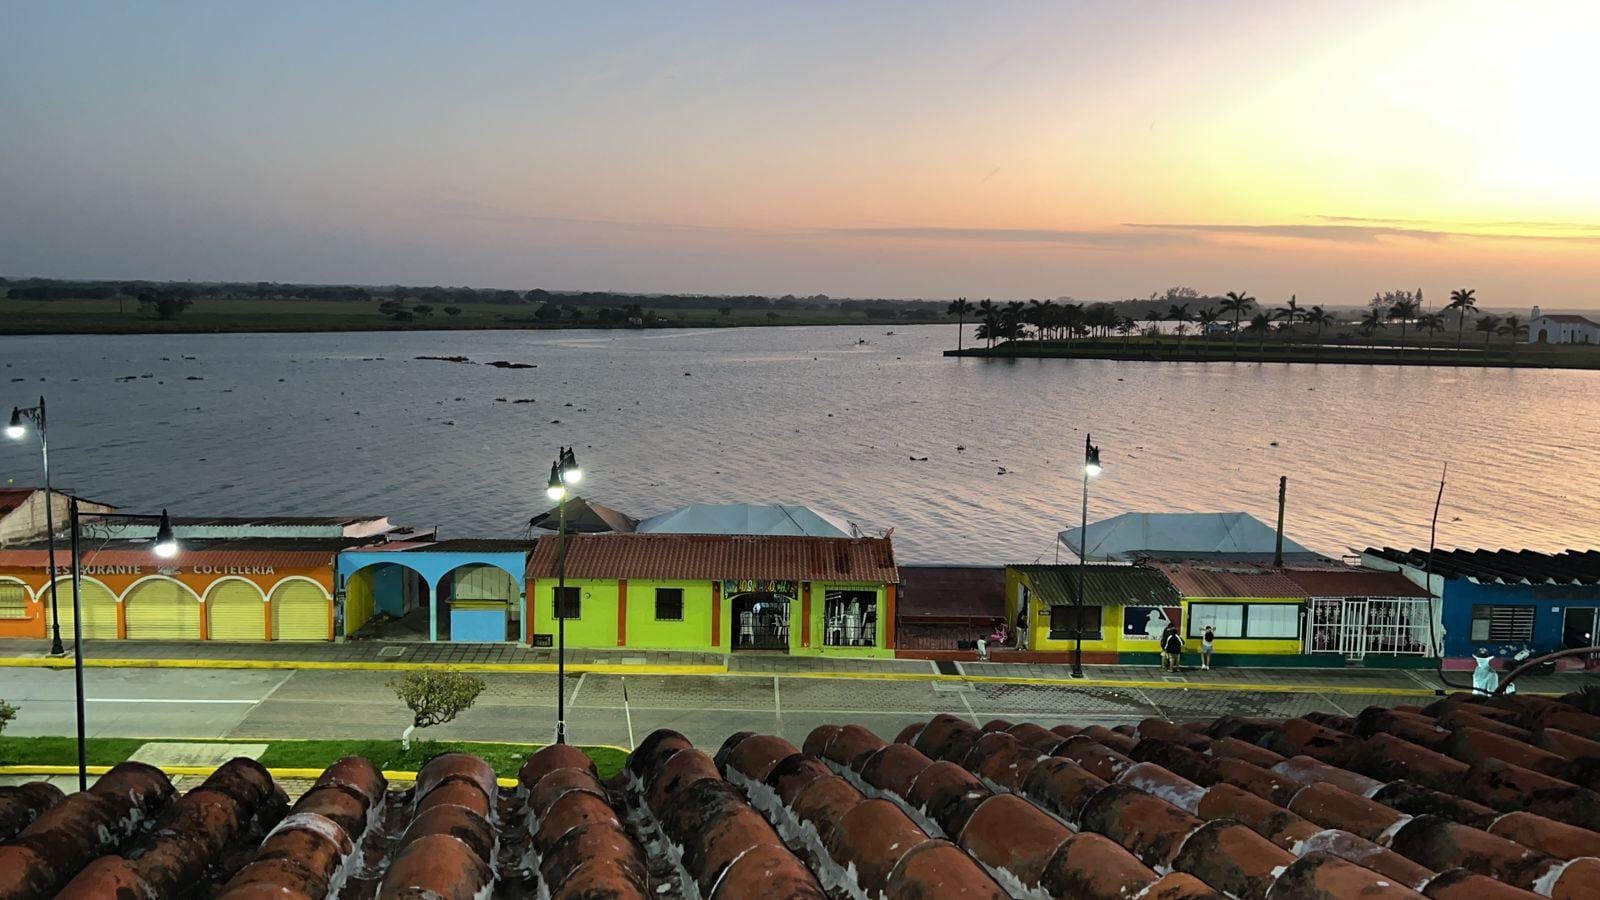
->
[[16, 685, 1600, 897], [526, 532, 898, 583]]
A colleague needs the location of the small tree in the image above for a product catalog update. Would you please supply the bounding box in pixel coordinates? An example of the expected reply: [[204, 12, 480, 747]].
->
[[389, 669, 485, 749], [0, 699, 16, 735], [443, 306, 462, 317]]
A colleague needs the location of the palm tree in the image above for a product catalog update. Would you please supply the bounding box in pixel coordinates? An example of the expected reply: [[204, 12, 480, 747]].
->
[[1245, 312, 1275, 353], [978, 300, 1001, 348], [1116, 316, 1136, 355], [1144, 309, 1162, 339], [1388, 297, 1420, 352], [1446, 288, 1477, 352], [1360, 308, 1384, 350], [1476, 313, 1503, 356], [1002, 301, 1026, 342], [1196, 307, 1220, 357], [947, 297, 974, 350], [1303, 305, 1335, 361], [1276, 295, 1303, 352], [1498, 315, 1529, 365], [1220, 291, 1255, 360], [1417, 312, 1447, 363], [1167, 303, 1193, 358]]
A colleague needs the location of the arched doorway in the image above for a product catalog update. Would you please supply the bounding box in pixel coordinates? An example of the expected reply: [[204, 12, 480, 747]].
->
[[343, 563, 429, 638], [207, 579, 266, 641], [0, 578, 29, 623], [45, 577, 119, 639], [124, 577, 202, 640], [438, 564, 519, 641], [731, 592, 793, 651], [271, 579, 332, 641], [1537, 328, 1548, 343]]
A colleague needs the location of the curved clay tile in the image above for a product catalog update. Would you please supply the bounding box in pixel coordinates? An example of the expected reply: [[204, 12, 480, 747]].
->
[[0, 782, 65, 842], [912, 713, 982, 763], [1054, 733, 1134, 781], [706, 842, 827, 900], [956, 793, 1072, 888], [1019, 756, 1107, 826], [1196, 783, 1320, 850], [1266, 853, 1427, 899], [717, 733, 799, 784], [1006, 722, 1068, 755], [788, 774, 865, 844], [539, 822, 648, 889], [518, 743, 598, 790], [902, 760, 990, 837], [1036, 831, 1159, 899], [882, 839, 1010, 899], [857, 742, 935, 796], [823, 797, 934, 893], [645, 747, 721, 813], [628, 728, 693, 781], [1286, 781, 1409, 842], [526, 767, 606, 820], [964, 731, 1043, 792], [1078, 782, 1206, 869], [413, 753, 496, 808], [377, 832, 492, 900], [1293, 829, 1434, 891], [764, 752, 834, 808], [399, 804, 495, 864], [1169, 819, 1295, 899]]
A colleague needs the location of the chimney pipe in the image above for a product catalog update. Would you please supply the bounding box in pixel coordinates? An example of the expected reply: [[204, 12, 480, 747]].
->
[[1274, 476, 1287, 567]]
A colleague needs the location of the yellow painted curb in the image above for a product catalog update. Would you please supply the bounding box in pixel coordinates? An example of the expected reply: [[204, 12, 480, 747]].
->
[[0, 656, 726, 676]]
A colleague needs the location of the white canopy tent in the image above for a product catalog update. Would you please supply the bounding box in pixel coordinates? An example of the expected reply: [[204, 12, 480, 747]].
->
[[1057, 511, 1309, 562], [636, 503, 857, 538]]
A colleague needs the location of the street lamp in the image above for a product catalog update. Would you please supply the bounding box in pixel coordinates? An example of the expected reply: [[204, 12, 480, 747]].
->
[[545, 447, 581, 744], [1072, 434, 1102, 679], [6, 398, 66, 657], [66, 502, 180, 789]]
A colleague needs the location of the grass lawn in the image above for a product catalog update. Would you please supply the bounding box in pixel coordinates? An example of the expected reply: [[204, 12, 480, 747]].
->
[[0, 735, 627, 780]]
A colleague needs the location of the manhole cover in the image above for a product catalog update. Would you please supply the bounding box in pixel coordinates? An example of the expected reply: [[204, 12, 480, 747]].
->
[[378, 647, 407, 658]]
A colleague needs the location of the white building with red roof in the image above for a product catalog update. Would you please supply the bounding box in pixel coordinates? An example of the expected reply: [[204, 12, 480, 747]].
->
[[1529, 306, 1600, 344]]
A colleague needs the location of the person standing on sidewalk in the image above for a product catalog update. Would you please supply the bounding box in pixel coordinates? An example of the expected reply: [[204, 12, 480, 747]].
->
[[1161, 627, 1185, 672], [1201, 625, 1215, 670]]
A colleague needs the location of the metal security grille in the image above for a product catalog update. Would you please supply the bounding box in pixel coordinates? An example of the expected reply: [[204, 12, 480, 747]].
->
[[0, 582, 27, 619], [733, 594, 790, 650], [1473, 605, 1535, 643], [45, 580, 119, 639], [273, 581, 331, 641], [208, 581, 266, 641], [124, 579, 201, 640], [823, 590, 877, 647], [1308, 597, 1432, 658]]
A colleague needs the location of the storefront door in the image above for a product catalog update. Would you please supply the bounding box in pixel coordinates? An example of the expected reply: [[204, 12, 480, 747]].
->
[[732, 592, 791, 650]]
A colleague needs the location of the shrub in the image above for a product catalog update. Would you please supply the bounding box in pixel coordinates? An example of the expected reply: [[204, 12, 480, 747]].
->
[[389, 669, 485, 749], [0, 699, 16, 735]]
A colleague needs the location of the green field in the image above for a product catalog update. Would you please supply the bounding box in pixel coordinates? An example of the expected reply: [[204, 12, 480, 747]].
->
[[0, 296, 944, 335], [948, 334, 1600, 370], [0, 735, 627, 779]]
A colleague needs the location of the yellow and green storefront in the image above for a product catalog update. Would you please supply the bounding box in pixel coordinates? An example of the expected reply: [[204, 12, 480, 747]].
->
[[1005, 564, 1183, 663], [525, 533, 900, 657]]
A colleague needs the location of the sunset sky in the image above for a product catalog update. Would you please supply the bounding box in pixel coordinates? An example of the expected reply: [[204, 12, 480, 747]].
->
[[3, 1, 1596, 307]]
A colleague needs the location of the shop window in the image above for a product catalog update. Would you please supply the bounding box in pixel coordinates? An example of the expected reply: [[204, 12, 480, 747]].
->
[[1244, 604, 1301, 639], [824, 590, 877, 646], [0, 583, 26, 619], [1188, 603, 1244, 638], [655, 588, 684, 622], [1471, 605, 1534, 643], [554, 587, 581, 620], [1049, 605, 1103, 640]]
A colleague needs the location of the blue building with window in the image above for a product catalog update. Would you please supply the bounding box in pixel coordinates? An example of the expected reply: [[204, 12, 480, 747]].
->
[[1362, 548, 1600, 667]]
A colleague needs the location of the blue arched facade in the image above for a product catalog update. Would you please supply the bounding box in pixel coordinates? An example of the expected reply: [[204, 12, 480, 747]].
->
[[337, 548, 528, 642]]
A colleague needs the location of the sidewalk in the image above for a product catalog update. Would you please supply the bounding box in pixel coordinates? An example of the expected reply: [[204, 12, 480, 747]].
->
[[0, 638, 1591, 696]]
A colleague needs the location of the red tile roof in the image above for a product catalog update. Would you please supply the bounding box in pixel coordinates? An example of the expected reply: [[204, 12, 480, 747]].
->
[[0, 545, 341, 570], [11, 686, 1600, 897], [526, 533, 899, 583], [1284, 567, 1433, 599]]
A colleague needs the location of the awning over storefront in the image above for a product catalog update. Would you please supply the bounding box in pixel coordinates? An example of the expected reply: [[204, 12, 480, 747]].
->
[[1009, 564, 1180, 607]]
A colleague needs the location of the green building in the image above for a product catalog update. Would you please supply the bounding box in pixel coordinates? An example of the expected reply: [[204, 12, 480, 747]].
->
[[525, 533, 900, 657]]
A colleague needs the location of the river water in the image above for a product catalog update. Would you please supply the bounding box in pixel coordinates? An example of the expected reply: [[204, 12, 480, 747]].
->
[[1, 325, 1595, 562]]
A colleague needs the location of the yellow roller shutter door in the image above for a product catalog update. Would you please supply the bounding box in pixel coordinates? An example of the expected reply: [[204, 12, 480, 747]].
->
[[45, 580, 119, 639], [0, 582, 28, 620], [272, 581, 330, 641], [124, 579, 201, 640], [208, 581, 265, 641]]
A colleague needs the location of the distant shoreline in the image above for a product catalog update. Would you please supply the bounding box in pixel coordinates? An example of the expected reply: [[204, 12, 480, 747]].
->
[[0, 315, 942, 337], [946, 339, 1600, 371]]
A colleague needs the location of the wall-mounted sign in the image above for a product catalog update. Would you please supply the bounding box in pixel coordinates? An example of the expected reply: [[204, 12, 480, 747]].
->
[[722, 579, 798, 598], [52, 564, 280, 577], [1122, 606, 1182, 641]]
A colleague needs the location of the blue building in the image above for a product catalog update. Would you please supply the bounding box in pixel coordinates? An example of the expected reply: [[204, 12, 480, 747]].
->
[[1362, 548, 1600, 667], [337, 540, 533, 642]]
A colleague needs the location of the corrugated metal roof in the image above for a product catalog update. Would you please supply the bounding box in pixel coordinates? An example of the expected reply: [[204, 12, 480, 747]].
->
[[403, 539, 536, 553], [1364, 547, 1600, 586], [1159, 563, 1309, 599], [1009, 564, 1180, 607], [1283, 567, 1433, 598], [526, 533, 897, 583]]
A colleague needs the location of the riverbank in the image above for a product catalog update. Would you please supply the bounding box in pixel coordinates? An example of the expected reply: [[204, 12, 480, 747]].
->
[[946, 336, 1600, 370], [0, 297, 946, 335]]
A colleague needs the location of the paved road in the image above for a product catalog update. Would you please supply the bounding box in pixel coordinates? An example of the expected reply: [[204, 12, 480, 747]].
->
[[0, 666, 1429, 750]]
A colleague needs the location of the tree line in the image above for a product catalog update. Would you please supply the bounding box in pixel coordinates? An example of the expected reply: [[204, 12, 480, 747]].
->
[[947, 287, 1536, 361]]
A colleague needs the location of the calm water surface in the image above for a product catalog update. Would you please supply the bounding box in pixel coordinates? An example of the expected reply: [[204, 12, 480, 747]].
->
[[1, 325, 1596, 562]]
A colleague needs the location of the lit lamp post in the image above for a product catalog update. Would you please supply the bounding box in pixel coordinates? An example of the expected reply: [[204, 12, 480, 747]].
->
[[7, 399, 67, 657], [65, 503, 178, 789], [544, 446, 582, 745], [1072, 434, 1102, 679]]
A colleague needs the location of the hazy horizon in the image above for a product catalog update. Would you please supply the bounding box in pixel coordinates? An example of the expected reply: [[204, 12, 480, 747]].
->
[[3, 1, 1596, 305]]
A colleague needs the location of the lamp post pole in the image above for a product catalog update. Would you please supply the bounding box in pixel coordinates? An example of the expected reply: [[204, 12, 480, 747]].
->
[[67, 504, 178, 790], [547, 447, 582, 746], [8, 399, 64, 656], [1073, 434, 1101, 679]]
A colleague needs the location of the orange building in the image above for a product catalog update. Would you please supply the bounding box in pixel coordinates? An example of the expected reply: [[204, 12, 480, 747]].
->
[[0, 542, 339, 642]]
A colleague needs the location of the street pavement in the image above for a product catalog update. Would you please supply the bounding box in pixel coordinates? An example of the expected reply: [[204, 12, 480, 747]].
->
[[0, 665, 1440, 751]]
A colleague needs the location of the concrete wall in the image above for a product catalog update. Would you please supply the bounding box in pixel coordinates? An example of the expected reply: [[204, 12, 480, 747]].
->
[[0, 493, 117, 547], [1440, 580, 1600, 657]]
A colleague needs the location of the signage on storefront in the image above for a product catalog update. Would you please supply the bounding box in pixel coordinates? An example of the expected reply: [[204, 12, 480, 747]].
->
[[50, 564, 280, 576], [721, 579, 798, 597], [1122, 606, 1183, 640]]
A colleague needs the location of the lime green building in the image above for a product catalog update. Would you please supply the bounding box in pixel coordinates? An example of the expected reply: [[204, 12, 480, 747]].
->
[[525, 533, 900, 657]]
